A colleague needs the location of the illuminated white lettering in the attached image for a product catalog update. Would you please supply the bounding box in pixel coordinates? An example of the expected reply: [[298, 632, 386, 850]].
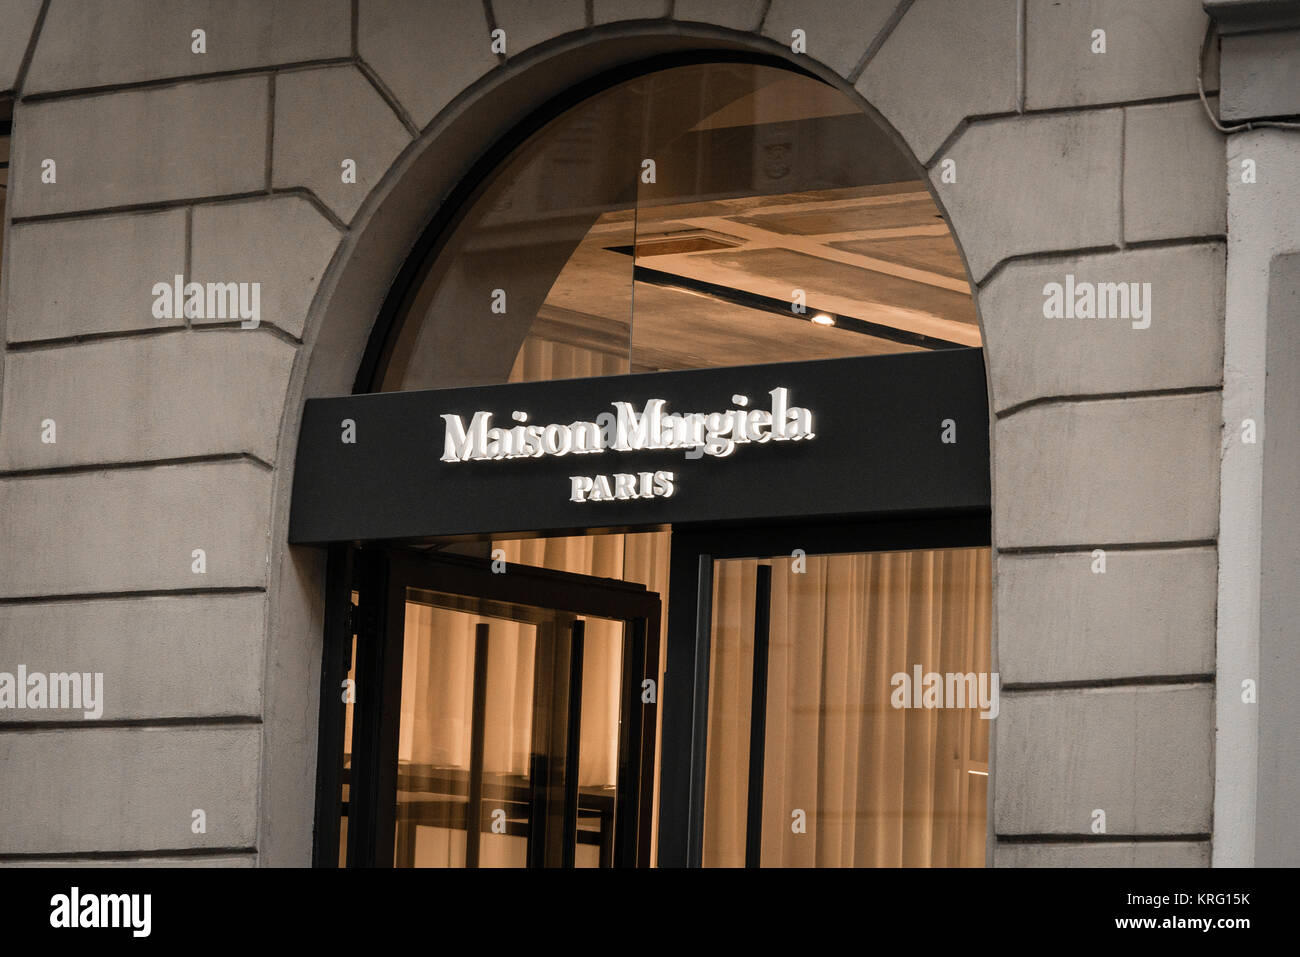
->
[[442, 388, 813, 465]]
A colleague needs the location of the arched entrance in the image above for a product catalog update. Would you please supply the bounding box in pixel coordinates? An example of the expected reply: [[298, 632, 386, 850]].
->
[[287, 50, 991, 868]]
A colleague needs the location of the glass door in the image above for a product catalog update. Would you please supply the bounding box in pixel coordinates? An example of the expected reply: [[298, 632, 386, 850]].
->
[[343, 549, 659, 868], [658, 516, 992, 868]]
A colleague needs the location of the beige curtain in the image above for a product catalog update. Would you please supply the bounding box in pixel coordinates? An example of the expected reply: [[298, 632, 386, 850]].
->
[[703, 547, 991, 867], [398, 604, 536, 775]]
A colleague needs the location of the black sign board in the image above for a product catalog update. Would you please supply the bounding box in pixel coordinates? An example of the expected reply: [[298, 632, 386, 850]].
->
[[289, 348, 990, 544]]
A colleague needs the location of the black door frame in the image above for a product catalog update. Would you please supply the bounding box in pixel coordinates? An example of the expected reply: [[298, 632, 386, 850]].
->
[[654, 511, 991, 868], [321, 546, 661, 868]]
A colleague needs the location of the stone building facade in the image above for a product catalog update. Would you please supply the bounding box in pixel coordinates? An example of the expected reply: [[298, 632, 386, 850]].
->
[[0, 0, 1297, 867]]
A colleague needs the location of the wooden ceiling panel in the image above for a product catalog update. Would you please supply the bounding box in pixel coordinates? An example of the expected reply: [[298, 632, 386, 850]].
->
[[533, 181, 981, 370], [729, 195, 942, 235], [830, 234, 969, 281]]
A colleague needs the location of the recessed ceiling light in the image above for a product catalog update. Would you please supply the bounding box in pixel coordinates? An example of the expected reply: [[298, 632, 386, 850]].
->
[[811, 313, 835, 326]]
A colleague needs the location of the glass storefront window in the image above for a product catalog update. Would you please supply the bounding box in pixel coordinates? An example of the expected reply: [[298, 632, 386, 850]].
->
[[379, 62, 979, 394], [703, 547, 992, 867]]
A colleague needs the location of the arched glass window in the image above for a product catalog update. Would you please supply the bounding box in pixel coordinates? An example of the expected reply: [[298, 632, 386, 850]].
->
[[378, 61, 978, 392]]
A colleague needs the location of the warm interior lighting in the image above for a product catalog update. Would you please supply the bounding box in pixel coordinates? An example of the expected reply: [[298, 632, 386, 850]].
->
[[811, 313, 836, 326]]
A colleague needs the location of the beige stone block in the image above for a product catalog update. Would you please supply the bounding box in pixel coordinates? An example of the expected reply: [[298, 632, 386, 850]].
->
[[994, 685, 1213, 834], [0, 0, 43, 92], [594, 0, 670, 24], [979, 244, 1225, 412], [0, 854, 257, 867], [994, 393, 1221, 548], [674, 0, 765, 31], [857, 0, 1019, 164], [191, 195, 342, 339], [492, 0, 587, 54], [358, 0, 498, 130], [1124, 99, 1227, 243], [0, 461, 273, 598], [4, 209, 186, 343], [0, 331, 296, 469], [763, 0, 900, 76], [9, 77, 268, 217], [1025, 0, 1211, 109], [0, 726, 259, 853], [271, 66, 411, 224], [995, 841, 1209, 866], [0, 594, 264, 722], [931, 111, 1122, 282], [997, 548, 1217, 684], [24, 0, 350, 93]]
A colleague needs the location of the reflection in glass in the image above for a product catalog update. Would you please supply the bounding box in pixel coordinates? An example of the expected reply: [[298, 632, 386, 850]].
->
[[629, 65, 976, 369], [394, 587, 637, 867], [381, 79, 643, 392], [395, 599, 536, 867], [381, 62, 980, 394], [491, 532, 670, 864]]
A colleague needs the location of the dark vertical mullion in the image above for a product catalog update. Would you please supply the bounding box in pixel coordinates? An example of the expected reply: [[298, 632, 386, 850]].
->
[[598, 805, 615, 868], [465, 622, 490, 868], [613, 616, 645, 867], [561, 619, 586, 867], [345, 550, 381, 869], [372, 559, 409, 867], [745, 564, 773, 869], [527, 616, 573, 868], [312, 543, 353, 868], [394, 817, 416, 867], [347, 548, 402, 868], [637, 605, 661, 865], [525, 620, 555, 869]]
